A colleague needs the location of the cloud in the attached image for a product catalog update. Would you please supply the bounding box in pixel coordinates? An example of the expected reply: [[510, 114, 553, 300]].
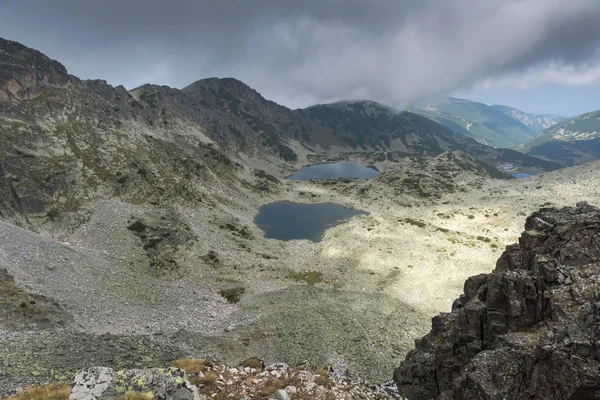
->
[[1, 0, 599, 109], [476, 62, 600, 90]]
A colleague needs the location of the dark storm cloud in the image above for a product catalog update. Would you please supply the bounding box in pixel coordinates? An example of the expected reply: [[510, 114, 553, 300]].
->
[[1, 0, 600, 109]]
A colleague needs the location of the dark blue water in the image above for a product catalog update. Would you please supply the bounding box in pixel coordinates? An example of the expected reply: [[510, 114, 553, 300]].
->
[[287, 162, 379, 181], [255, 201, 366, 242], [512, 173, 533, 179]]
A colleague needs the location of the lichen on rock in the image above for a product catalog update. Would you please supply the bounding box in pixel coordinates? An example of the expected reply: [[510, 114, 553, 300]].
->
[[70, 367, 199, 400]]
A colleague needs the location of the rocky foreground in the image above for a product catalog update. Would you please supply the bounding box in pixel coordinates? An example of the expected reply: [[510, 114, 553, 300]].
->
[[395, 202, 600, 399], [5, 203, 600, 400], [5, 358, 397, 400]]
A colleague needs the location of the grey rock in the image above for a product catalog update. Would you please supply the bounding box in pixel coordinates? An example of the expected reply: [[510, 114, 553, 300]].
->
[[70, 367, 199, 400], [305, 382, 317, 392], [284, 385, 297, 394], [265, 362, 289, 371], [270, 389, 291, 400], [395, 203, 600, 399]]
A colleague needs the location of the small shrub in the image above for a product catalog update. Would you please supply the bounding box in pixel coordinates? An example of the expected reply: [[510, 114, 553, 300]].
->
[[257, 378, 285, 396], [467, 215, 475, 219], [315, 368, 333, 388], [172, 358, 212, 374], [436, 227, 450, 233], [404, 218, 426, 228], [189, 371, 219, 394], [219, 287, 245, 303], [242, 357, 263, 370]]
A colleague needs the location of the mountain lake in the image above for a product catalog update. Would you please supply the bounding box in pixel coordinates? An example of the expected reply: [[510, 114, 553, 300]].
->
[[255, 201, 366, 242], [287, 161, 379, 180], [512, 173, 533, 179]]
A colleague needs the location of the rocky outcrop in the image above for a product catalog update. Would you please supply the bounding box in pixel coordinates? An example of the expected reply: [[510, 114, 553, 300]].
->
[[0, 267, 74, 330], [70, 367, 199, 400], [395, 202, 600, 399], [68, 360, 399, 400], [0, 38, 73, 100], [127, 214, 197, 275]]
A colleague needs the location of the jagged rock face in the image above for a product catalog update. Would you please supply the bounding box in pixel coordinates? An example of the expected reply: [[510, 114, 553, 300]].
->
[[127, 214, 197, 276], [395, 202, 600, 400], [0, 39, 73, 100]]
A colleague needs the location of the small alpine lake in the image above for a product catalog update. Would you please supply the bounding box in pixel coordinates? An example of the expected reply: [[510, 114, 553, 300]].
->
[[287, 161, 379, 181], [255, 201, 367, 242], [512, 173, 533, 179]]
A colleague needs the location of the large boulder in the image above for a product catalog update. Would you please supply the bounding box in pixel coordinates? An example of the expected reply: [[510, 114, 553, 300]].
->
[[70, 367, 200, 400], [395, 202, 600, 399]]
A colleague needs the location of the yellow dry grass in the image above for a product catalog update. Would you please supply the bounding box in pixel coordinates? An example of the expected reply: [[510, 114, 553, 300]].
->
[[172, 358, 210, 374], [4, 383, 70, 400]]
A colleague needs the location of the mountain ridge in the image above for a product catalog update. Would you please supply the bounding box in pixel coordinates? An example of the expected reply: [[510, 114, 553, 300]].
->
[[413, 97, 566, 149], [518, 109, 600, 166], [414, 97, 537, 148], [492, 104, 566, 132], [0, 37, 562, 232]]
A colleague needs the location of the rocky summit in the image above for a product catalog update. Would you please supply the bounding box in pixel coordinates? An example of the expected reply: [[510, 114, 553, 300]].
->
[[395, 202, 600, 399]]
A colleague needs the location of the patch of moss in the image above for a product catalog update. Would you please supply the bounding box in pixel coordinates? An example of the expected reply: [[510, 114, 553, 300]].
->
[[219, 287, 246, 304], [119, 392, 154, 400], [403, 218, 427, 228], [291, 271, 324, 286]]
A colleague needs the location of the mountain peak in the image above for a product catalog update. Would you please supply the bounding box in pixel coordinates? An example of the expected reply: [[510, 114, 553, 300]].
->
[[181, 76, 279, 109], [183, 77, 255, 96], [0, 37, 72, 100]]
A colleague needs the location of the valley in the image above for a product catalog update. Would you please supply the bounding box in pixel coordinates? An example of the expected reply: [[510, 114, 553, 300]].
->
[[1, 37, 600, 399], [2, 145, 600, 393]]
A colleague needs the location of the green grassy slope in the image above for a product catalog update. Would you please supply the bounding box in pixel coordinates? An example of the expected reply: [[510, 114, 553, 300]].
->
[[413, 98, 537, 149]]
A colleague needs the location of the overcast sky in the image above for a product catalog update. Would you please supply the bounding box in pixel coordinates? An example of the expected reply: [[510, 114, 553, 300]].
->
[[1, 0, 600, 116]]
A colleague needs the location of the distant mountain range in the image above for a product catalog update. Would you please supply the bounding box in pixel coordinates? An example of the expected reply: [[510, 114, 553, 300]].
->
[[518, 110, 600, 166], [492, 105, 566, 133], [412, 98, 566, 149]]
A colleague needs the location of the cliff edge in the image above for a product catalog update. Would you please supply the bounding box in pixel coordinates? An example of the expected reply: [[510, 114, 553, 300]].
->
[[395, 202, 600, 399]]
